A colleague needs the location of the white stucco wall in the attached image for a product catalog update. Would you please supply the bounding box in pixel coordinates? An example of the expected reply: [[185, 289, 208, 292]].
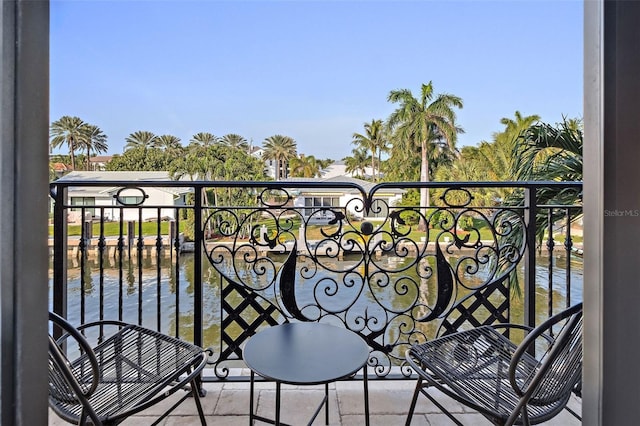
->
[[68, 187, 182, 223], [292, 192, 403, 221]]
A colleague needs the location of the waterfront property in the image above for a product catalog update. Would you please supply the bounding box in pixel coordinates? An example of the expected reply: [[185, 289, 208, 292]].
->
[[50, 179, 582, 409], [285, 175, 404, 221], [5, 3, 637, 423], [54, 171, 191, 223]]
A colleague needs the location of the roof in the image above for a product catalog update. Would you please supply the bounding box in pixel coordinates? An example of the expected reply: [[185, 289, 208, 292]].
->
[[88, 155, 113, 163], [57, 171, 172, 182], [281, 175, 405, 195], [55, 171, 403, 196], [55, 171, 191, 197], [51, 162, 69, 172]]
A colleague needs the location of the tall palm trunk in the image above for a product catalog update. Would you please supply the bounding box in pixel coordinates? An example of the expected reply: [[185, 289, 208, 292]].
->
[[69, 137, 77, 170], [275, 158, 281, 181], [371, 151, 376, 181], [420, 140, 430, 231], [202, 187, 213, 238]]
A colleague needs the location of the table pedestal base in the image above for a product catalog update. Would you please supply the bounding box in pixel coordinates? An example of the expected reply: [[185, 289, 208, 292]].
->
[[244, 323, 370, 426], [249, 367, 369, 426]]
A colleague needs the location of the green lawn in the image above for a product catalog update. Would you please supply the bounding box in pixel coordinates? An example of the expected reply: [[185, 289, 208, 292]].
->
[[49, 216, 501, 242], [49, 221, 182, 237]]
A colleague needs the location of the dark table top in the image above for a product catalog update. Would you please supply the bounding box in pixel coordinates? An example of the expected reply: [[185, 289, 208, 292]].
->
[[243, 322, 370, 385]]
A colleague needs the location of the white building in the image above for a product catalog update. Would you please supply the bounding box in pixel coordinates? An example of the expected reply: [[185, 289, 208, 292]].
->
[[286, 175, 404, 221], [320, 160, 375, 180], [55, 171, 191, 223], [250, 146, 280, 180]]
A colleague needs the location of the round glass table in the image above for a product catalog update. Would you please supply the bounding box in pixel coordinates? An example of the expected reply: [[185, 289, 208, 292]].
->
[[243, 322, 370, 426]]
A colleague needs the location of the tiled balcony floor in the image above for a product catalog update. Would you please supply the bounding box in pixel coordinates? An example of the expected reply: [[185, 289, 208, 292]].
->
[[48, 375, 582, 425]]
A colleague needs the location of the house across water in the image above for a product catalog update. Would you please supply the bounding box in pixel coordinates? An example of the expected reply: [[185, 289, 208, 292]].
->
[[54, 171, 405, 224], [54, 171, 192, 223]]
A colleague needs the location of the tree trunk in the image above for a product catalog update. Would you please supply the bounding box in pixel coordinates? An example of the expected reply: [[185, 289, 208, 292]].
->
[[69, 137, 76, 170], [419, 140, 429, 231], [371, 150, 375, 181]]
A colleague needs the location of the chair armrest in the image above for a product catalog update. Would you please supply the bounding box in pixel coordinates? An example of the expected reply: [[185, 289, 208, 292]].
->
[[490, 323, 555, 344], [52, 318, 132, 346], [48, 312, 100, 398], [490, 323, 534, 333], [508, 303, 583, 398], [76, 319, 132, 330]]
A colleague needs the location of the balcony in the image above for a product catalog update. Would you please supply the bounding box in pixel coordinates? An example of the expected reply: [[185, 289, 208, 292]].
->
[[48, 380, 581, 425], [49, 178, 583, 424]]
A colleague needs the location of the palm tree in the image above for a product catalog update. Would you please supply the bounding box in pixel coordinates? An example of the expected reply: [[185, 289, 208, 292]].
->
[[485, 111, 540, 178], [170, 149, 208, 181], [500, 111, 541, 137], [317, 158, 334, 175], [289, 154, 332, 178], [343, 147, 369, 178], [262, 135, 297, 180], [513, 117, 582, 184], [50, 116, 88, 170], [157, 134, 185, 161], [433, 146, 498, 207], [509, 117, 583, 242], [81, 124, 108, 170], [352, 119, 386, 181], [373, 126, 389, 181], [387, 82, 463, 218], [124, 131, 157, 151], [454, 111, 541, 203], [189, 132, 218, 148], [155, 134, 182, 155], [220, 133, 249, 152]]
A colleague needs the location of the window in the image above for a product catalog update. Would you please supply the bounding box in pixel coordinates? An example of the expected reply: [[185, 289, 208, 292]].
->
[[369, 198, 389, 219], [118, 196, 144, 206], [304, 196, 340, 217], [70, 197, 95, 217]]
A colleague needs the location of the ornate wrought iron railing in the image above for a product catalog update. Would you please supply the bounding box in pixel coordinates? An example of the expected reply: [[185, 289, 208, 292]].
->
[[49, 180, 583, 380]]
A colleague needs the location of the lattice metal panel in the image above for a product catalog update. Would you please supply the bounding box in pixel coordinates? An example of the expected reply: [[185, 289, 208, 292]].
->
[[213, 278, 285, 378]]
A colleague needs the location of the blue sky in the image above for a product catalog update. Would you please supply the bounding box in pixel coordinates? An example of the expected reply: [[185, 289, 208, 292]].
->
[[50, 0, 583, 161]]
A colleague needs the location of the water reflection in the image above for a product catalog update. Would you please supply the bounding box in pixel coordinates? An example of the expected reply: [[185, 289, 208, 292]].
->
[[50, 251, 583, 364]]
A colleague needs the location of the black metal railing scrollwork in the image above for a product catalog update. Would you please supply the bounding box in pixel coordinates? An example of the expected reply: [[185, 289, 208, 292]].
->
[[50, 179, 582, 380]]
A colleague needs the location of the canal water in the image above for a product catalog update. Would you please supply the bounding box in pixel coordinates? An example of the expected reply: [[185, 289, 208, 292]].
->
[[50, 251, 584, 353]]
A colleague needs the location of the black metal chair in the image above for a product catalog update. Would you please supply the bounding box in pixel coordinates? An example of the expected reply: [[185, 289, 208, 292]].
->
[[405, 303, 583, 426], [48, 312, 209, 425]]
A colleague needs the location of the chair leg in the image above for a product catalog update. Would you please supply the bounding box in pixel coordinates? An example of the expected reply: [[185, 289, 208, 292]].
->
[[565, 405, 582, 420], [191, 378, 207, 425], [250, 371, 255, 425], [363, 365, 369, 426], [325, 382, 329, 425], [275, 381, 282, 425], [79, 410, 89, 426], [406, 377, 423, 425], [521, 407, 530, 426], [79, 407, 102, 426], [407, 378, 465, 426]]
